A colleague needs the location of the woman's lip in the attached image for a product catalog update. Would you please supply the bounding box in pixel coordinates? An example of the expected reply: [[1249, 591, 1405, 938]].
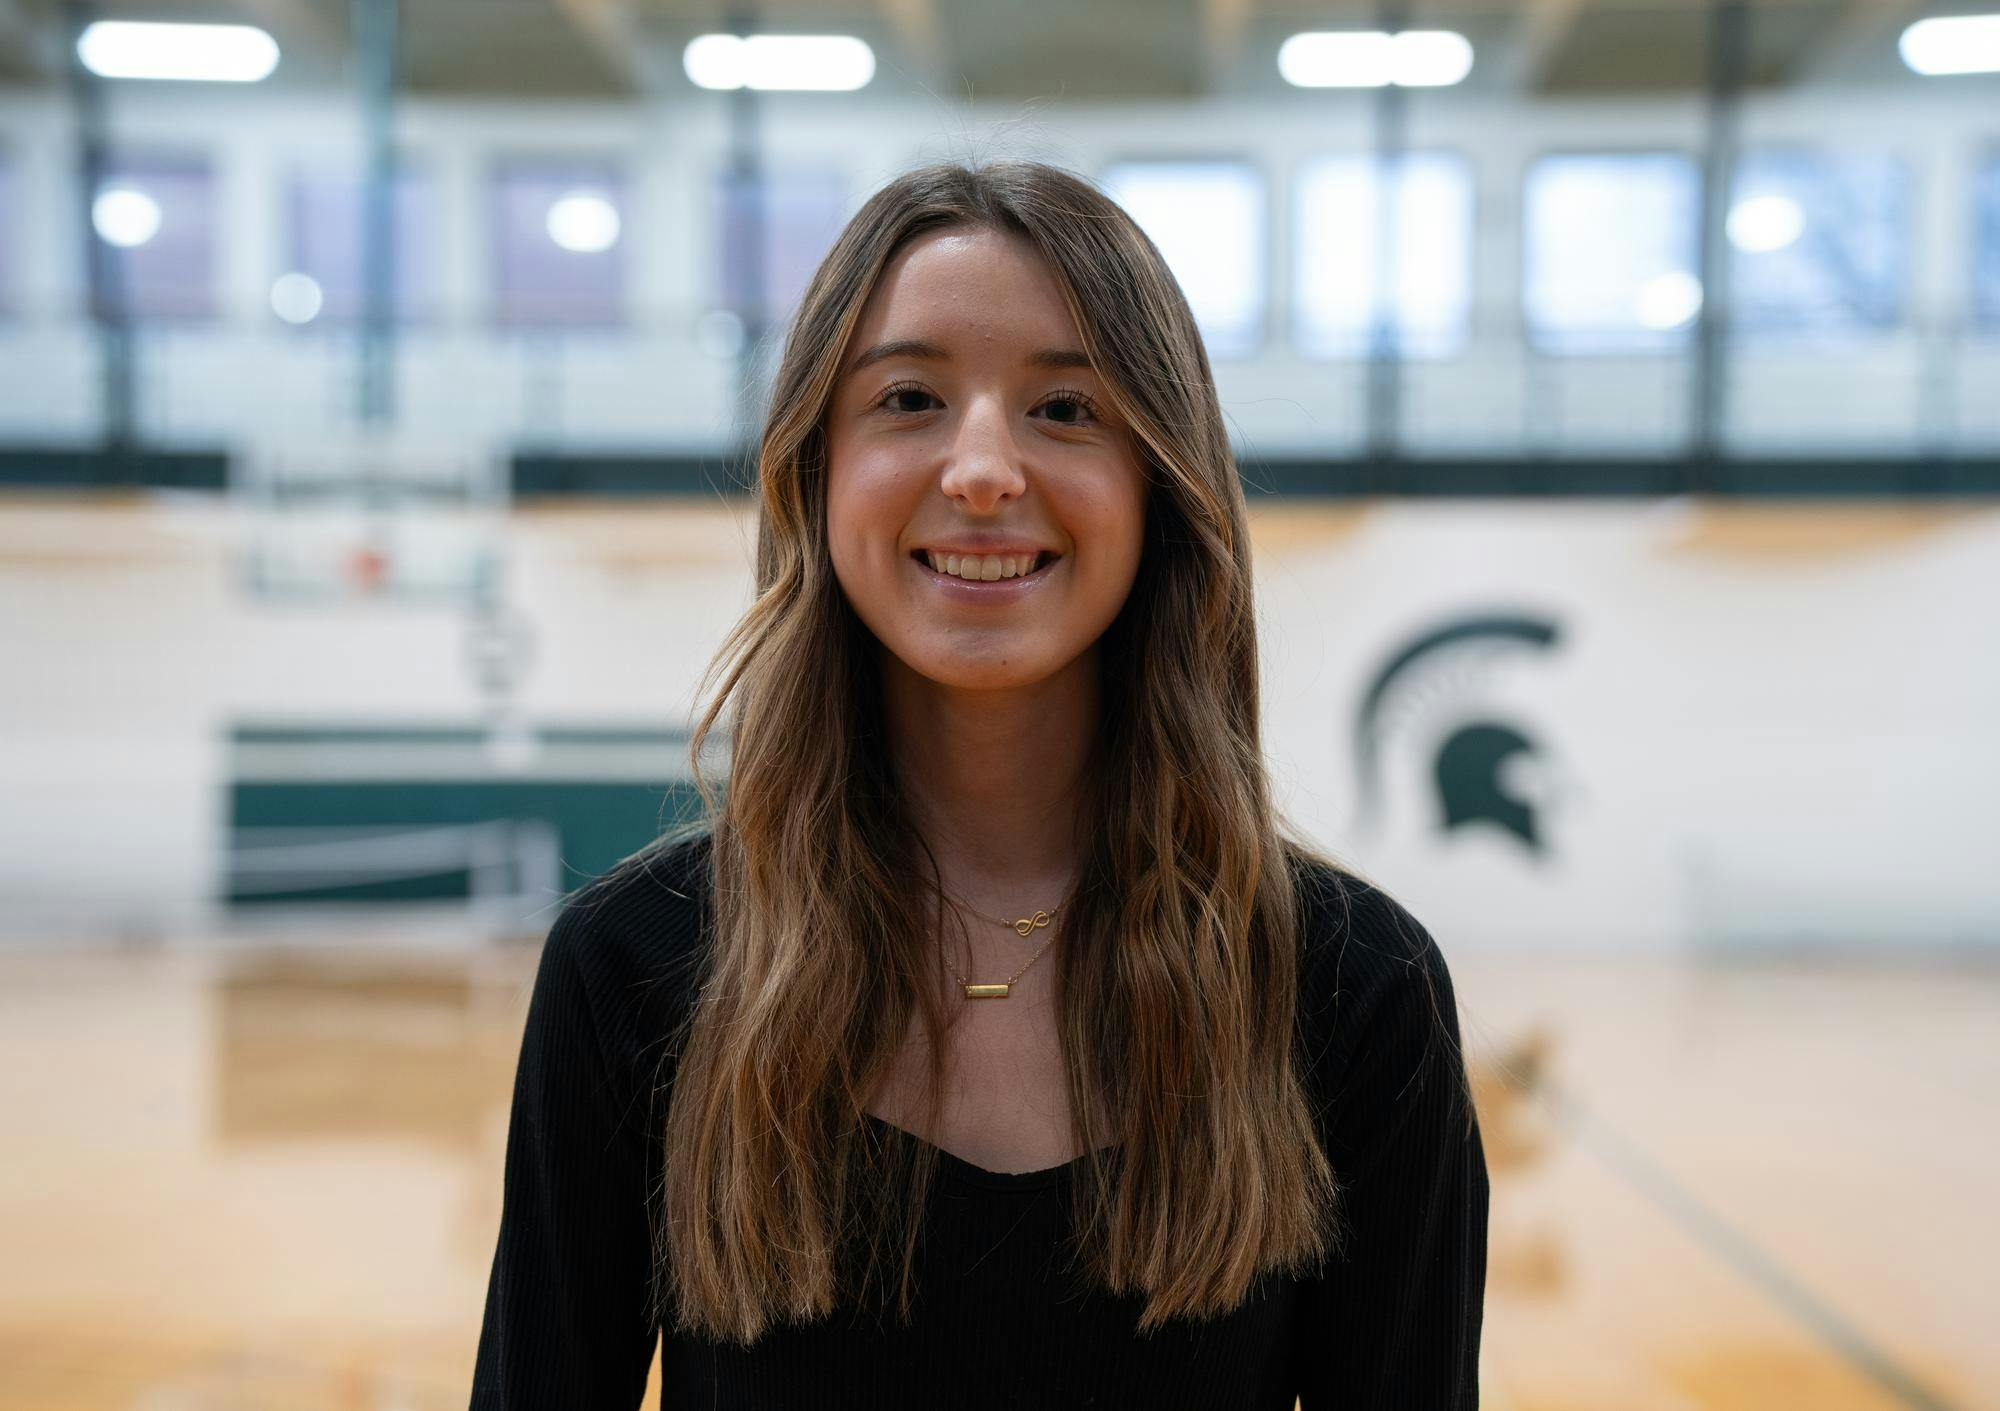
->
[[911, 552, 1061, 600]]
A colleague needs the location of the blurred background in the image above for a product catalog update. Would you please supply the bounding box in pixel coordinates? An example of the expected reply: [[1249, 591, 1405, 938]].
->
[[1, 0, 1996, 1407]]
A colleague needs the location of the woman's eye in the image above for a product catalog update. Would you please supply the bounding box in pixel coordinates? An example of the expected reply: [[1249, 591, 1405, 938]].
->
[[876, 383, 936, 411], [1036, 393, 1099, 426], [873, 384, 1099, 424]]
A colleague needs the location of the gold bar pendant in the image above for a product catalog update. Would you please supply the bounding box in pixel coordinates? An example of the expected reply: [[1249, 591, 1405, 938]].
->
[[963, 982, 1011, 1000]]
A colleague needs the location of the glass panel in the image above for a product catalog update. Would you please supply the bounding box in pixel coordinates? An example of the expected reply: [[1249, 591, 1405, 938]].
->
[[1101, 160, 1265, 358], [282, 162, 437, 325], [95, 152, 215, 322], [1729, 150, 1908, 336], [1294, 151, 1473, 358], [1973, 155, 2000, 331], [490, 158, 627, 328], [0, 150, 13, 317], [1524, 152, 1701, 354], [716, 167, 849, 327]]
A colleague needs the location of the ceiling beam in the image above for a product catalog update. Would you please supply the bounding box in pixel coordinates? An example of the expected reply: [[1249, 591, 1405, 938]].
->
[[1785, 0, 1921, 82], [1201, 0, 1255, 91], [550, 0, 651, 94], [233, 0, 345, 58], [877, 0, 944, 75], [939, 0, 1205, 99], [0, 0, 62, 77], [1494, 0, 1590, 93]]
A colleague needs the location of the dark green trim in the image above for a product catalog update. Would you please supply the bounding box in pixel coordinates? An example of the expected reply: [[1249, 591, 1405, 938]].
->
[[511, 451, 2000, 499], [226, 778, 706, 905], [1238, 455, 2000, 497], [0, 445, 228, 491], [513, 450, 754, 498], [231, 721, 689, 748], [223, 717, 716, 905], [4, 443, 1996, 498]]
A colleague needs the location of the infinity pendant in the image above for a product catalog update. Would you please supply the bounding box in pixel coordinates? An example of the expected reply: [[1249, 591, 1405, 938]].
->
[[1013, 909, 1053, 938]]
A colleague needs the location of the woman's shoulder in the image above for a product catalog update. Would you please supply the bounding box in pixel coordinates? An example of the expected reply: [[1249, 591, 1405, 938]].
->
[[1283, 846, 1466, 1082], [554, 825, 716, 956], [535, 826, 717, 1089], [556, 819, 720, 963]]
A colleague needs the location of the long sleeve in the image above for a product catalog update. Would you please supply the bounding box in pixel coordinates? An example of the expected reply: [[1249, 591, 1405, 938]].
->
[[469, 899, 662, 1410], [1293, 890, 1490, 1409]]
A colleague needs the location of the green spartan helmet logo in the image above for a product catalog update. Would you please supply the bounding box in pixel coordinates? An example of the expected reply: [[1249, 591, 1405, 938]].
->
[[1349, 614, 1565, 854]]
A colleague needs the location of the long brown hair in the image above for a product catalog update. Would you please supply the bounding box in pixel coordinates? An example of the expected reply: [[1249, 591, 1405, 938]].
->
[[651, 157, 1359, 1345]]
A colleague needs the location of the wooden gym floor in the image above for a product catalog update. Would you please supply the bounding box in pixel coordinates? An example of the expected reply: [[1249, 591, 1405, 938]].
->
[[0, 937, 1992, 1410]]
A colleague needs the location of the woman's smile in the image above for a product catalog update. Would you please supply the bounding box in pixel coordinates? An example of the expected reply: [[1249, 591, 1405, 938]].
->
[[909, 548, 1065, 603]]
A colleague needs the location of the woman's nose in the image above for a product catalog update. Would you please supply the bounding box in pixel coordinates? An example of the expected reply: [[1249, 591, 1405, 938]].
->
[[939, 395, 1026, 503]]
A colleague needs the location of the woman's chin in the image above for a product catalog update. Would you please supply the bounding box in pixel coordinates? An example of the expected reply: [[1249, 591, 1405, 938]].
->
[[897, 648, 1063, 693]]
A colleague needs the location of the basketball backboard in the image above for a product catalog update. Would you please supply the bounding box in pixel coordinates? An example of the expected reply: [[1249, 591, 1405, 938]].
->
[[234, 435, 505, 604]]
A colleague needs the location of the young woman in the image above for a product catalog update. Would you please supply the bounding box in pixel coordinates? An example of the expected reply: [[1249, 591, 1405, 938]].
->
[[470, 159, 1488, 1409]]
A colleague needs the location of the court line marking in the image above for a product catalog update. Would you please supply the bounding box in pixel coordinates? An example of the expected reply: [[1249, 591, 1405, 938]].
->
[[1539, 1078, 1964, 1411]]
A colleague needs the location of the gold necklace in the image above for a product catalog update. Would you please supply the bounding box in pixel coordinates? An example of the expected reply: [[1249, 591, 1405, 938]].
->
[[932, 885, 1061, 1001]]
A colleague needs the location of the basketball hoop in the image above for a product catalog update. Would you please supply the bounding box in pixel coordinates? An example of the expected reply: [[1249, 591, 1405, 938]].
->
[[345, 543, 391, 594], [235, 437, 505, 604]]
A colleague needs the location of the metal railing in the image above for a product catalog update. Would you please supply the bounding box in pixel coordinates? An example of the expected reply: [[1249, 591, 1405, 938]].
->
[[3, 303, 1997, 469]]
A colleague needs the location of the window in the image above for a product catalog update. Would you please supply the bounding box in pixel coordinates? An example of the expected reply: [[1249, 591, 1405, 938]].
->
[[281, 161, 437, 325], [715, 166, 849, 327], [490, 158, 627, 327], [1294, 152, 1473, 357], [1974, 154, 2000, 330], [0, 149, 13, 317], [1524, 152, 1700, 354], [1101, 161, 1265, 358], [91, 151, 216, 321], [1729, 150, 1908, 336]]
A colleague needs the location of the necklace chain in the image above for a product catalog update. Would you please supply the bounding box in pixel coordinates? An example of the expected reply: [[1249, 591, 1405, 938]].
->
[[930, 882, 1062, 998]]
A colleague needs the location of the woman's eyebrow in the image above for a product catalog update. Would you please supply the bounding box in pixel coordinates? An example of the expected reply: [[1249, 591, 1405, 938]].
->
[[843, 338, 1093, 379], [845, 338, 944, 379]]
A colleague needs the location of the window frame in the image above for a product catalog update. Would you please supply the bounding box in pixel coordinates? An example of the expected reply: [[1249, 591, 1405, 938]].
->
[[90, 146, 220, 325], [1725, 142, 1914, 342], [1970, 144, 2000, 335], [1097, 153, 1272, 361], [1519, 144, 1704, 361], [707, 158, 853, 334], [1287, 146, 1479, 363], [485, 151, 633, 332], [277, 150, 440, 331]]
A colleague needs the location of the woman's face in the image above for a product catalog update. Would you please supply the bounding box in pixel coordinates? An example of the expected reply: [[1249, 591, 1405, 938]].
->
[[824, 225, 1148, 692]]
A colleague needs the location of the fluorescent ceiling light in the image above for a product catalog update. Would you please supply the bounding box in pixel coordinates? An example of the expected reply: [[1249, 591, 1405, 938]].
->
[[1727, 194, 1805, 253], [546, 193, 622, 253], [1898, 14, 2000, 74], [1387, 31, 1476, 86], [683, 34, 875, 91], [77, 21, 279, 82], [1279, 30, 1474, 88], [92, 187, 162, 247]]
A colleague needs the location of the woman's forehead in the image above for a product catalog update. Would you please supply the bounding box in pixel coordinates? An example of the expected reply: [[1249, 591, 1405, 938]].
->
[[851, 227, 1083, 357]]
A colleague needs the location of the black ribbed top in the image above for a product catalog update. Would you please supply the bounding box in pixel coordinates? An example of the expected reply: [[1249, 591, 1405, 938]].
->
[[469, 832, 1488, 1409]]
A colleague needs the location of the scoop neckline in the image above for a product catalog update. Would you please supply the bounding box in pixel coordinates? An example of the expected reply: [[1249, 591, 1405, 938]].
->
[[860, 1111, 1117, 1191]]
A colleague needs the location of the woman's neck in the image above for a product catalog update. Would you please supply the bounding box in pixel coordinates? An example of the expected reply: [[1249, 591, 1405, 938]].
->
[[879, 645, 1097, 904]]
